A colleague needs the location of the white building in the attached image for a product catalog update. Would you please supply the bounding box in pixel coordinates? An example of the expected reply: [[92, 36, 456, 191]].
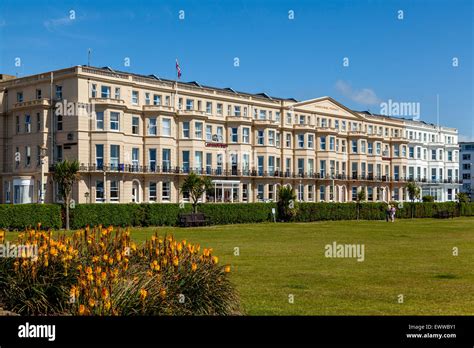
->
[[404, 120, 460, 201], [459, 142, 474, 201]]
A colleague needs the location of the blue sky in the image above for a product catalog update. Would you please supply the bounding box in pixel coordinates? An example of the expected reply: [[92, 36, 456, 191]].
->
[[0, 0, 472, 140]]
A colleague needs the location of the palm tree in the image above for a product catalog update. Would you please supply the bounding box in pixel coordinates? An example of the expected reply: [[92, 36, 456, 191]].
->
[[455, 192, 469, 204], [277, 185, 298, 222], [405, 182, 420, 218], [356, 188, 366, 220], [52, 160, 80, 230], [180, 173, 213, 214]]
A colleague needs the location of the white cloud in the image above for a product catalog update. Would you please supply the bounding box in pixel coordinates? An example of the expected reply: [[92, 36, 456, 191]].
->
[[44, 16, 73, 31], [335, 80, 381, 105]]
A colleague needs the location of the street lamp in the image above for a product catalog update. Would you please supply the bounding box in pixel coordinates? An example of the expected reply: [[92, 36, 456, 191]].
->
[[39, 144, 48, 204], [84, 192, 90, 204]]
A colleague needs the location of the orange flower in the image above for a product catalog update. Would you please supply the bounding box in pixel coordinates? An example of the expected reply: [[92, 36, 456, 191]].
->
[[191, 263, 197, 272], [88, 298, 95, 308], [212, 256, 219, 264], [79, 304, 86, 315], [104, 301, 111, 311], [160, 289, 167, 298], [140, 288, 148, 301], [173, 256, 179, 267], [224, 265, 231, 273], [101, 288, 109, 299]]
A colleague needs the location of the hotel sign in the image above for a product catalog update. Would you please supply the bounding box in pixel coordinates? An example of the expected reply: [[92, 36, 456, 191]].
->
[[205, 142, 228, 148]]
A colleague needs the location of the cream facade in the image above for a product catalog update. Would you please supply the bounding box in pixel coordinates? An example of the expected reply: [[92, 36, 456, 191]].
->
[[0, 66, 460, 204]]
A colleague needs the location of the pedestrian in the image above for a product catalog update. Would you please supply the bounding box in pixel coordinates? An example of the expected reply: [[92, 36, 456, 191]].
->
[[385, 203, 391, 222], [390, 205, 396, 222]]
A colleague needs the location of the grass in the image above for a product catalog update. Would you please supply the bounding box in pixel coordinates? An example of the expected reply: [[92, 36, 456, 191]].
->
[[5, 217, 474, 315]]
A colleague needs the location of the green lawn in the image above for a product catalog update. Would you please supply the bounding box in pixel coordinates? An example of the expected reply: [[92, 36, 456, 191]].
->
[[130, 218, 474, 315], [6, 218, 474, 315]]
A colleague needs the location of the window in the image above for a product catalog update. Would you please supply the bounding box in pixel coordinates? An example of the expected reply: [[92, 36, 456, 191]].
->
[[243, 128, 250, 143], [286, 134, 291, 148], [206, 153, 212, 174], [162, 149, 171, 171], [162, 182, 171, 201], [320, 160, 326, 177], [234, 106, 241, 116], [268, 156, 275, 175], [91, 84, 97, 98], [217, 154, 223, 174], [110, 112, 120, 131], [25, 115, 31, 133], [217, 103, 223, 116], [368, 142, 373, 155], [36, 89, 42, 99], [148, 118, 157, 135], [115, 88, 120, 99], [320, 136, 326, 150], [298, 134, 304, 148], [257, 184, 264, 201], [16, 92, 23, 103], [376, 142, 381, 155], [56, 115, 63, 131], [16, 116, 20, 133], [352, 187, 358, 201], [149, 182, 157, 202], [132, 91, 139, 105], [132, 148, 139, 169], [132, 116, 139, 135], [206, 125, 212, 141], [162, 118, 171, 136], [149, 149, 157, 171], [361, 141, 366, 154], [259, 110, 266, 120], [268, 130, 275, 146], [96, 111, 104, 130], [25, 146, 31, 166], [257, 156, 264, 176], [37, 113, 41, 132], [275, 112, 281, 122], [216, 127, 223, 142], [186, 99, 194, 110], [195, 122, 203, 138], [56, 145, 63, 162], [329, 137, 335, 151], [101, 86, 111, 98], [286, 113, 292, 124], [153, 94, 161, 105], [110, 181, 119, 202], [257, 130, 264, 145], [206, 102, 212, 114], [447, 151, 453, 161], [276, 133, 281, 147], [55, 85, 62, 99], [298, 158, 304, 175], [110, 145, 120, 169], [95, 181, 104, 202], [231, 128, 238, 143], [95, 144, 104, 169], [195, 151, 203, 172], [352, 140, 358, 153], [431, 149, 436, 160], [183, 121, 190, 138], [182, 151, 190, 173], [408, 146, 414, 158]]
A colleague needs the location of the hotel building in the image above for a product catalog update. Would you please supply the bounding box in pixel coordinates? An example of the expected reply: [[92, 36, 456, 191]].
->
[[0, 66, 461, 204], [460, 142, 474, 201]]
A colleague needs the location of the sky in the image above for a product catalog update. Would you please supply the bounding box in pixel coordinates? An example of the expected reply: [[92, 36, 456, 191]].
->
[[0, 0, 472, 140]]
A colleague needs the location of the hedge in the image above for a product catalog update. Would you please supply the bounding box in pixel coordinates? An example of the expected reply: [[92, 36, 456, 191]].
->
[[1, 202, 473, 230], [0, 204, 62, 230]]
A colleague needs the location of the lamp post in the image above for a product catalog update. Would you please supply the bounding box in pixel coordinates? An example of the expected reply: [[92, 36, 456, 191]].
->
[[84, 192, 90, 204], [39, 144, 48, 204], [330, 166, 335, 201]]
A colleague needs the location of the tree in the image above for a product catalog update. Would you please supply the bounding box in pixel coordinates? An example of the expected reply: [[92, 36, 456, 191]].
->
[[406, 182, 420, 203], [180, 173, 212, 214], [277, 185, 298, 222], [422, 195, 435, 202], [356, 188, 366, 220], [405, 182, 420, 218], [455, 192, 469, 204], [52, 160, 80, 230]]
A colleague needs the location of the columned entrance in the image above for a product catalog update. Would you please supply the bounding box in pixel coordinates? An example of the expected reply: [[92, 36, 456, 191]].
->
[[211, 180, 240, 203]]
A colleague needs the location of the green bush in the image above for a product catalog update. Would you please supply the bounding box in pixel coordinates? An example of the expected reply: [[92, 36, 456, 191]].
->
[[199, 203, 276, 225], [69, 204, 147, 229], [0, 204, 62, 230]]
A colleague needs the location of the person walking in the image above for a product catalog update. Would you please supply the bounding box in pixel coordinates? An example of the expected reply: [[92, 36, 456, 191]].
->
[[385, 203, 391, 222], [390, 205, 396, 222]]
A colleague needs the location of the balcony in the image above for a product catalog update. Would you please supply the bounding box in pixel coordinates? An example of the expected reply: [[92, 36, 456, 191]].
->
[[143, 104, 175, 114], [177, 109, 207, 118], [90, 97, 125, 107], [12, 98, 51, 110], [294, 123, 316, 131]]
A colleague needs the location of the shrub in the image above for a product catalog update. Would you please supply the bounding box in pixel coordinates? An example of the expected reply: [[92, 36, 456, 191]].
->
[[0, 226, 240, 316], [422, 195, 435, 202], [0, 204, 62, 230], [277, 186, 298, 222], [70, 204, 147, 229]]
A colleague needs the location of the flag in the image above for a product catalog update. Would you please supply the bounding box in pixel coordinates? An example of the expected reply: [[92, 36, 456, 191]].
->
[[175, 59, 181, 80]]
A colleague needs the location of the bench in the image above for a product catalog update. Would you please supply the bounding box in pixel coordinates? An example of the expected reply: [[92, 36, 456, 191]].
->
[[178, 213, 210, 227], [436, 210, 454, 219]]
